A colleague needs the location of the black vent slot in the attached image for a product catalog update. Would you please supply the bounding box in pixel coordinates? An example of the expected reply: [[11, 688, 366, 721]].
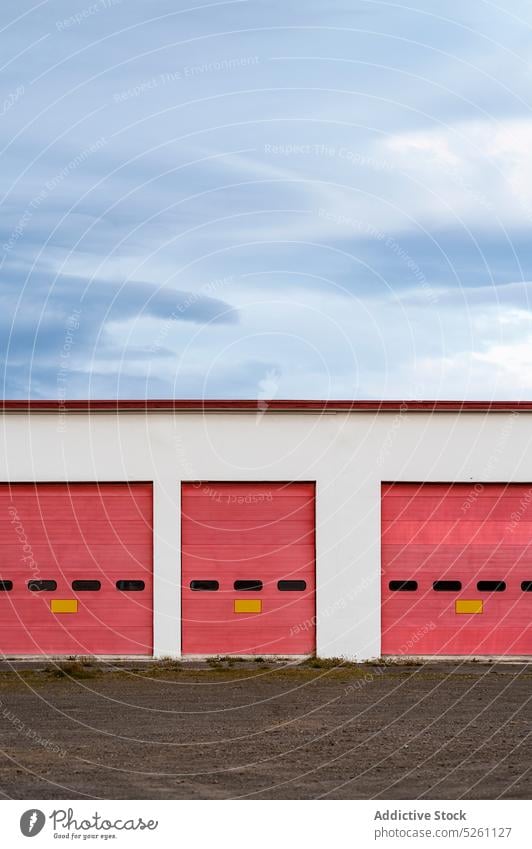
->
[[389, 580, 418, 591], [0, 580, 13, 591], [28, 580, 57, 591], [234, 580, 263, 591], [433, 580, 462, 591], [521, 581, 532, 592], [72, 580, 101, 591], [190, 580, 219, 591], [116, 580, 145, 591], [278, 580, 307, 591], [477, 581, 506, 592]]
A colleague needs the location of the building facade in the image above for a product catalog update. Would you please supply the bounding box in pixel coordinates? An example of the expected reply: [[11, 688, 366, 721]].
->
[[0, 400, 531, 659]]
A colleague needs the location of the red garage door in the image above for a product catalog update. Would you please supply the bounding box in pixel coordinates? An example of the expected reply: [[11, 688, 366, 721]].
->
[[181, 482, 315, 655], [382, 483, 532, 656], [0, 483, 152, 655]]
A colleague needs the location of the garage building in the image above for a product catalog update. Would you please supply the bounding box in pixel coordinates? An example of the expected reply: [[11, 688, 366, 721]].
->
[[0, 399, 530, 659]]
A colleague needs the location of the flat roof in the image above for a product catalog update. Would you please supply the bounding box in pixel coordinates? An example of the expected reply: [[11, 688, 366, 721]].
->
[[0, 400, 530, 413]]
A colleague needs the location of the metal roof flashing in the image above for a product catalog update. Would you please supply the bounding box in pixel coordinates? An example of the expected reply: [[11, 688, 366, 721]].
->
[[0, 400, 529, 414]]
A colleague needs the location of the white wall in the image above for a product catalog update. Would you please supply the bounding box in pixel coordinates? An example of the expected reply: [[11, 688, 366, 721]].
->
[[1, 409, 531, 659]]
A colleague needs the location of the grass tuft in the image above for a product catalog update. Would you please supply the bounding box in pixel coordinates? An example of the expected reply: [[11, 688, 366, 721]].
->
[[302, 656, 358, 670], [45, 660, 97, 679]]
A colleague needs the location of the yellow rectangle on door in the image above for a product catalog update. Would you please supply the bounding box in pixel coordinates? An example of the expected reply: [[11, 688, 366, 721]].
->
[[234, 599, 262, 614], [455, 599, 483, 614], [50, 599, 78, 614]]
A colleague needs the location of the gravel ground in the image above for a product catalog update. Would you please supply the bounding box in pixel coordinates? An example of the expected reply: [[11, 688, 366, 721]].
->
[[0, 660, 529, 800]]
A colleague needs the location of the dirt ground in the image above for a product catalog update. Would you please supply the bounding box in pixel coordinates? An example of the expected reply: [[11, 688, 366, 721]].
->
[[0, 659, 529, 800]]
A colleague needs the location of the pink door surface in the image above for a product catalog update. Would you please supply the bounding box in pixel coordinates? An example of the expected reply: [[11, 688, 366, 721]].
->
[[0, 483, 152, 655], [382, 483, 532, 655], [181, 482, 315, 654]]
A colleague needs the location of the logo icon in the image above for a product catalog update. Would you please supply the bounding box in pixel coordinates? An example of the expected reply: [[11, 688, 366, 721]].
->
[[20, 810, 45, 837]]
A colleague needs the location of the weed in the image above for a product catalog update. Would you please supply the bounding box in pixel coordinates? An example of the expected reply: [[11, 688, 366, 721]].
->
[[159, 657, 183, 667], [45, 661, 97, 679], [363, 657, 424, 667]]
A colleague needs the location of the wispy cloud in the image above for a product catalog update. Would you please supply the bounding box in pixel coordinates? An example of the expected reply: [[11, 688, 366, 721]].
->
[[1, 0, 531, 398]]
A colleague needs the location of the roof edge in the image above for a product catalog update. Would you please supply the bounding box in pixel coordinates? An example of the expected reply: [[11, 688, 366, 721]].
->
[[0, 400, 530, 413]]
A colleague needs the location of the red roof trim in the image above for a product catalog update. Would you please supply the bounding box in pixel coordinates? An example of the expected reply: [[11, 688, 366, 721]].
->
[[0, 400, 530, 413]]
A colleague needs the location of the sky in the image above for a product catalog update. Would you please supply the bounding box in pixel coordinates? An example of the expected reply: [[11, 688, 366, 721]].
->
[[1, 0, 532, 400]]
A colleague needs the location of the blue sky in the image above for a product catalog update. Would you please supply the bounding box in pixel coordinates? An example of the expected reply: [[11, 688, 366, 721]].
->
[[2, 0, 532, 399]]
